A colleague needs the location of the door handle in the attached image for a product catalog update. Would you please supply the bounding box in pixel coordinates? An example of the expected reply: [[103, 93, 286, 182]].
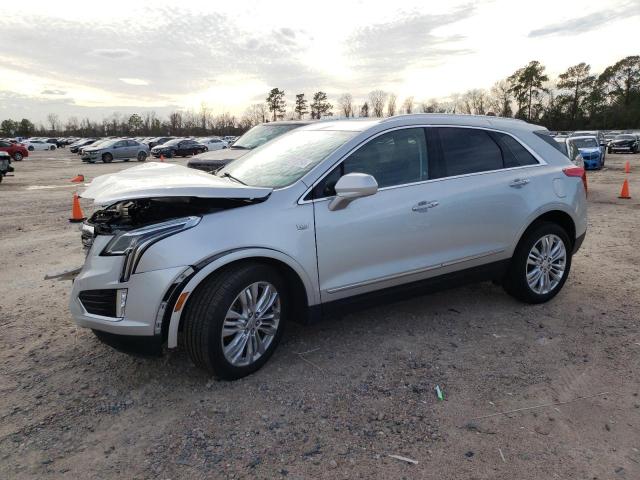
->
[[412, 200, 439, 212], [509, 178, 530, 188]]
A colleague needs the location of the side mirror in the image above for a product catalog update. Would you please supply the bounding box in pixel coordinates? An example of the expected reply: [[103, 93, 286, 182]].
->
[[328, 173, 378, 211]]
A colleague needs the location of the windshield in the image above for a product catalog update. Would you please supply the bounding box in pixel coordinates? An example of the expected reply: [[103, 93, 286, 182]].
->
[[572, 138, 598, 148], [233, 124, 302, 150], [95, 140, 116, 148], [615, 135, 635, 140], [218, 129, 355, 188]]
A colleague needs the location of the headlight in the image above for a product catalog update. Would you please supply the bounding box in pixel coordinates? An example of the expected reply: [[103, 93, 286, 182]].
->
[[102, 216, 200, 282]]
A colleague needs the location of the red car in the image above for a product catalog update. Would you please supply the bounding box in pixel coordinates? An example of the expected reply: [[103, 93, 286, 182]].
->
[[0, 140, 28, 161]]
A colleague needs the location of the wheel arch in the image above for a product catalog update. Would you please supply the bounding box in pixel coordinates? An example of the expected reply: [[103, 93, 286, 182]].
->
[[514, 209, 576, 254], [164, 248, 317, 349]]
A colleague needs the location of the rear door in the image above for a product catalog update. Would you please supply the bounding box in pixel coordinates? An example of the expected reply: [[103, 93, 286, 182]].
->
[[421, 126, 545, 267]]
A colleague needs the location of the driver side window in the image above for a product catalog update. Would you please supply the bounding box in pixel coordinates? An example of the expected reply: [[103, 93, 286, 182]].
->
[[312, 128, 428, 199]]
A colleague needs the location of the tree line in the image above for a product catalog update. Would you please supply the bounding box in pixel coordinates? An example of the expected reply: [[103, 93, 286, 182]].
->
[[1, 55, 638, 138]]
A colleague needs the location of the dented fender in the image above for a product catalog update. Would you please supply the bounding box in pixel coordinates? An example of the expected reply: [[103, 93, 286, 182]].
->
[[165, 247, 318, 349]]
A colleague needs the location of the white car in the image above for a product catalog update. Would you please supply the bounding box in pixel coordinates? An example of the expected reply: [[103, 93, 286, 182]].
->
[[23, 140, 57, 151], [199, 138, 228, 151]]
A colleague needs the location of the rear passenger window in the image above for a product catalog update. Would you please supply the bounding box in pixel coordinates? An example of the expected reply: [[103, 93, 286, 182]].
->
[[492, 132, 538, 167], [436, 127, 503, 177]]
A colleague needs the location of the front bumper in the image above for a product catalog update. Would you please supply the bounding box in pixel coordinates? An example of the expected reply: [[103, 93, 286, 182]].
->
[[70, 238, 189, 337]]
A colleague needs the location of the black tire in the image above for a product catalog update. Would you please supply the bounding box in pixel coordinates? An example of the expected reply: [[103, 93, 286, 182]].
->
[[167, 150, 174, 158], [102, 153, 113, 163], [183, 263, 287, 380], [137, 151, 147, 162], [503, 222, 572, 304], [50, 145, 56, 150], [28, 146, 34, 151], [13, 152, 23, 161]]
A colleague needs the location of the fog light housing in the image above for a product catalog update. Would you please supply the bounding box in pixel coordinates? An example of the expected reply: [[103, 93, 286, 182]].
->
[[116, 288, 128, 318]]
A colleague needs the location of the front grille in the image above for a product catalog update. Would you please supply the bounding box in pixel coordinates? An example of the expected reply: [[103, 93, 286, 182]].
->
[[79, 289, 117, 317]]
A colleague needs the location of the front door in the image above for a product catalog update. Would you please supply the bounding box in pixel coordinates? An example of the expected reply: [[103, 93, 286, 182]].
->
[[313, 127, 435, 301]]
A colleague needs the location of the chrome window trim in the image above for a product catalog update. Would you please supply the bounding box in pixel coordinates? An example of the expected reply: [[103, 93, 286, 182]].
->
[[298, 124, 547, 205]]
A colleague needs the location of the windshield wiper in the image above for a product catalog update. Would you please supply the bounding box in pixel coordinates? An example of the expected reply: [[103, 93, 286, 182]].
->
[[219, 171, 248, 185]]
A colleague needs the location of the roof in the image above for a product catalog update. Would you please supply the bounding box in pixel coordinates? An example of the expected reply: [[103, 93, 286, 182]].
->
[[302, 113, 543, 133]]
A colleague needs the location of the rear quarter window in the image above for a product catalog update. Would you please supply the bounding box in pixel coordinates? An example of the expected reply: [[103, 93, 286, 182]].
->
[[534, 131, 568, 158]]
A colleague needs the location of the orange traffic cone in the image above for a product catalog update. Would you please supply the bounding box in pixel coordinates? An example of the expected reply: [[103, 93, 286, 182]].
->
[[624, 161, 631, 174], [618, 179, 631, 199], [160, 154, 165, 162], [71, 174, 84, 183], [69, 193, 86, 222]]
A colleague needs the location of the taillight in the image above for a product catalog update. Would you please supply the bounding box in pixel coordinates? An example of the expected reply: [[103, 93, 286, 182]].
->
[[564, 166, 588, 195], [563, 166, 585, 177]]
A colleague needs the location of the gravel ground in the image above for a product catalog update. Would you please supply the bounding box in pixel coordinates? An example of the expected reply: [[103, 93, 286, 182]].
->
[[1, 149, 639, 479]]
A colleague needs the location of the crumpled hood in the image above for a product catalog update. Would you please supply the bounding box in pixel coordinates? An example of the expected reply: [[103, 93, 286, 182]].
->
[[81, 162, 272, 205]]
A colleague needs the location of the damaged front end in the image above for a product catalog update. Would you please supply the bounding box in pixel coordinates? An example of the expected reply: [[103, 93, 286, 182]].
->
[[82, 196, 262, 282]]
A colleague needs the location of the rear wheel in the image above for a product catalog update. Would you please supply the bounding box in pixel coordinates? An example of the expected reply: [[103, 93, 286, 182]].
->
[[102, 153, 113, 163], [50, 145, 56, 150], [28, 146, 34, 151], [503, 222, 572, 304], [183, 263, 287, 379]]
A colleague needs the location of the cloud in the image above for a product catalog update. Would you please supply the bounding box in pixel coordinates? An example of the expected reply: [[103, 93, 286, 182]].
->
[[41, 89, 67, 95], [91, 48, 137, 59], [528, 2, 640, 37], [119, 78, 150, 86], [346, 6, 475, 84]]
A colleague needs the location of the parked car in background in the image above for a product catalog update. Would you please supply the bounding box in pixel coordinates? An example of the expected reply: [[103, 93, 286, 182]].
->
[[608, 134, 639, 153], [82, 139, 149, 163], [78, 140, 107, 156], [222, 135, 237, 144], [554, 137, 583, 167], [198, 137, 228, 151], [72, 115, 587, 379], [568, 136, 604, 170], [148, 137, 175, 149], [0, 151, 13, 182], [150, 138, 207, 158], [0, 139, 29, 161], [23, 139, 57, 151], [571, 130, 606, 147], [70, 139, 97, 153], [188, 121, 311, 173]]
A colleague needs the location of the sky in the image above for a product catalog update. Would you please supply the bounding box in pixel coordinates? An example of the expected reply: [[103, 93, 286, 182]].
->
[[1, 0, 638, 124]]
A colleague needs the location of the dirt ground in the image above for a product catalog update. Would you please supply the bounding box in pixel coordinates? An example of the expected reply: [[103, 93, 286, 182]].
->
[[1, 149, 639, 480]]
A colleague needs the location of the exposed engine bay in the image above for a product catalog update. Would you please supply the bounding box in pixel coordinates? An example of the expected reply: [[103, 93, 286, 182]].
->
[[87, 196, 263, 235]]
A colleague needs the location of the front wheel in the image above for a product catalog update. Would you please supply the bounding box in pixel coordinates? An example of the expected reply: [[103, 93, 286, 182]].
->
[[28, 146, 34, 151], [503, 222, 572, 304], [13, 152, 23, 161], [102, 153, 113, 163], [50, 145, 56, 150], [183, 263, 287, 380], [137, 151, 147, 162]]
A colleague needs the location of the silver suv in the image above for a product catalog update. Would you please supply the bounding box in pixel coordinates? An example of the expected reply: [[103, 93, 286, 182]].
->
[[70, 115, 587, 379]]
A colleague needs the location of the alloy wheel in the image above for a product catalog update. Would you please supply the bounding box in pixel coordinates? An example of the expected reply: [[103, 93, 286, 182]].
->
[[526, 234, 566, 295], [221, 282, 281, 367]]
